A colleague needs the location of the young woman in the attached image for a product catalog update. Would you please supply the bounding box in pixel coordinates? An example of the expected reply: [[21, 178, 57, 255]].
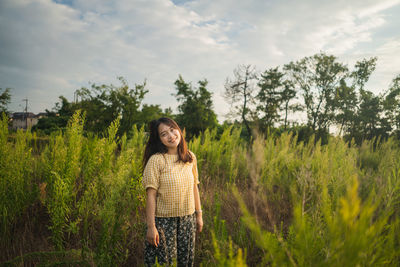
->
[[142, 117, 203, 267]]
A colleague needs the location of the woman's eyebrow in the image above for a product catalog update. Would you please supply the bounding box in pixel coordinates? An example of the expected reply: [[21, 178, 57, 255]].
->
[[160, 129, 169, 135], [160, 126, 173, 135]]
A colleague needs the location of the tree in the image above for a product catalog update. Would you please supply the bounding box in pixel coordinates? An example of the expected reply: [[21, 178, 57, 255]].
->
[[333, 80, 357, 136], [382, 74, 400, 137], [34, 77, 150, 136], [351, 57, 377, 91], [174, 75, 218, 138], [280, 80, 300, 130], [256, 67, 284, 129], [75, 77, 148, 135], [0, 88, 11, 115], [352, 89, 390, 142], [256, 67, 298, 131], [224, 65, 258, 136], [33, 96, 74, 134], [75, 84, 115, 133], [284, 53, 348, 132], [336, 57, 377, 137], [136, 104, 174, 131], [112, 77, 148, 136]]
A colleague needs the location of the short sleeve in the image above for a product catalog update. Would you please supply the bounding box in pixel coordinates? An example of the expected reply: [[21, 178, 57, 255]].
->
[[190, 151, 200, 184], [142, 154, 163, 190]]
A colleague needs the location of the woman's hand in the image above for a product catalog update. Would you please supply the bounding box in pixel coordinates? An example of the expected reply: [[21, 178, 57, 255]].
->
[[193, 183, 203, 233], [196, 212, 203, 233], [146, 226, 159, 247], [145, 188, 158, 246]]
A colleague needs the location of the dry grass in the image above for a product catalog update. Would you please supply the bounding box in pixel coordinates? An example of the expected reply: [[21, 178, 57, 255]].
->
[[1, 113, 400, 266]]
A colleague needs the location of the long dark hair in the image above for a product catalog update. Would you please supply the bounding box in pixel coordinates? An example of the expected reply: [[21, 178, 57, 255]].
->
[[143, 118, 193, 169]]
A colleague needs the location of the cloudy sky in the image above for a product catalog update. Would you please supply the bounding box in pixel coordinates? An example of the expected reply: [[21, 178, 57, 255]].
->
[[1, 0, 400, 121]]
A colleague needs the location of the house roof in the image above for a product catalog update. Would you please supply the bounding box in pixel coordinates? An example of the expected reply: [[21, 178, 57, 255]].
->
[[12, 112, 42, 119]]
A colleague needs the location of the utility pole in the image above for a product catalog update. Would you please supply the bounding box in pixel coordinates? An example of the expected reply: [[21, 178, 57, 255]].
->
[[22, 98, 28, 129], [74, 90, 80, 103]]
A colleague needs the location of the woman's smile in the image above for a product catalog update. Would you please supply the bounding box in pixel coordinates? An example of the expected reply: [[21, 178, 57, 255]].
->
[[158, 123, 181, 152]]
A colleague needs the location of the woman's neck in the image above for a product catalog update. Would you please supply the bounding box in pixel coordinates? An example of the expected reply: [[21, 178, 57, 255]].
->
[[167, 148, 178, 155]]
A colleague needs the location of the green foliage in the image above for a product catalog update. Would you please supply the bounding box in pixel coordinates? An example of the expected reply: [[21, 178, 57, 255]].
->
[[2, 249, 91, 266], [224, 64, 258, 136], [33, 112, 69, 135], [204, 191, 247, 267], [33, 77, 154, 137], [2, 109, 400, 266], [32, 96, 73, 135], [41, 111, 84, 249], [211, 232, 247, 267], [0, 113, 36, 242], [231, 133, 400, 266], [350, 57, 377, 90], [256, 67, 298, 131], [354, 89, 390, 142], [284, 52, 348, 132], [256, 67, 284, 129], [383, 74, 400, 137], [189, 125, 247, 184], [233, 186, 286, 266], [333, 79, 358, 136], [322, 179, 392, 266], [75, 77, 148, 135], [34, 78, 176, 137], [174, 75, 218, 138], [137, 104, 172, 130], [1, 110, 147, 264], [30, 54, 400, 144], [0, 88, 11, 114]]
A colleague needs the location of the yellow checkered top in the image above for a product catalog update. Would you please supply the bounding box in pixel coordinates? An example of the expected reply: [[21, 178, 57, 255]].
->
[[142, 151, 199, 217]]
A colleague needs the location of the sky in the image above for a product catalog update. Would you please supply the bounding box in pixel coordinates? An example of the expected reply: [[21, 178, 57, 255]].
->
[[1, 0, 400, 122]]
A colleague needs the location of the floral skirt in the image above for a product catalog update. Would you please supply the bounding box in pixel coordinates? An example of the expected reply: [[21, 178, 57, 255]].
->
[[145, 213, 196, 267]]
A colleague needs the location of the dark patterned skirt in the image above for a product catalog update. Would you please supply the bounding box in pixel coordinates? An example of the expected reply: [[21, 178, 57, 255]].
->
[[145, 213, 196, 267]]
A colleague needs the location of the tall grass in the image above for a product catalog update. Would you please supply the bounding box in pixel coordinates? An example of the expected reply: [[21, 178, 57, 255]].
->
[[1, 112, 147, 265], [189, 126, 248, 184], [0, 114, 36, 242], [229, 133, 400, 266], [1, 111, 399, 266]]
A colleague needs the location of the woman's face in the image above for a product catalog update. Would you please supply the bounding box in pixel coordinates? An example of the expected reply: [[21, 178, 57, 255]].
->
[[158, 123, 181, 151]]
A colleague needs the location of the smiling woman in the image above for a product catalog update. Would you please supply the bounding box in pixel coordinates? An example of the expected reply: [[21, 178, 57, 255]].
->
[[142, 117, 203, 267], [158, 123, 181, 153]]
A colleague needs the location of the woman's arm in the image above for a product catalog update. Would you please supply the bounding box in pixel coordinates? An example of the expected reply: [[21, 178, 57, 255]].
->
[[146, 188, 159, 246], [194, 184, 203, 233]]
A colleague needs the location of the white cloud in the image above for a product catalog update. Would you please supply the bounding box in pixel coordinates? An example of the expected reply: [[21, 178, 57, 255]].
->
[[365, 38, 400, 92], [0, 0, 399, 120], [357, 0, 400, 18]]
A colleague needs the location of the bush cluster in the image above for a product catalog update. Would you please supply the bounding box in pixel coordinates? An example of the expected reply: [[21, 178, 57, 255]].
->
[[1, 112, 399, 266]]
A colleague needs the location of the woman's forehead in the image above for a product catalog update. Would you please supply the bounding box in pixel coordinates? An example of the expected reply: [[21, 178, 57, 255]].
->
[[158, 123, 173, 132]]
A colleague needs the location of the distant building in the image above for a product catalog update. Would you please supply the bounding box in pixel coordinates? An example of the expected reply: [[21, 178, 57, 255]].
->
[[10, 112, 47, 130]]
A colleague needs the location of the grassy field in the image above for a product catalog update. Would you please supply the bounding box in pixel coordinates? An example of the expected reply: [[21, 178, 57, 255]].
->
[[1, 112, 400, 266]]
